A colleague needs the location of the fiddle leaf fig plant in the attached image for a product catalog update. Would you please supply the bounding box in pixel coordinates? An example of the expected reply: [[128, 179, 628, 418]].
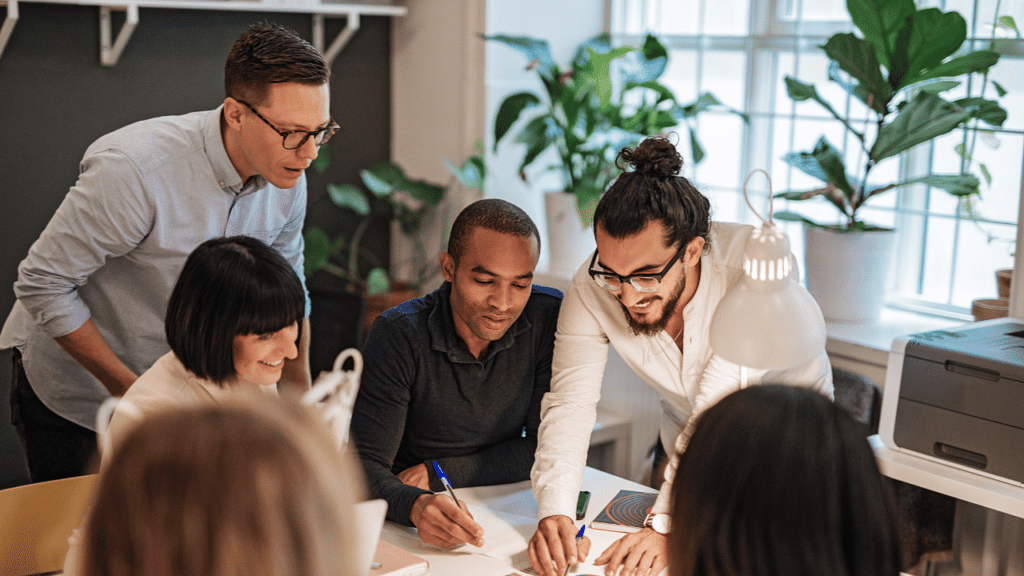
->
[[488, 32, 746, 226], [775, 0, 1007, 231]]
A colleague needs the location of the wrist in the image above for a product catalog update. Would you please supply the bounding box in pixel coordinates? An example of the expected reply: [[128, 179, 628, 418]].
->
[[410, 493, 432, 526]]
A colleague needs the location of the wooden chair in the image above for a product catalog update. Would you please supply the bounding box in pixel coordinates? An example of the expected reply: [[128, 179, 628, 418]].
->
[[0, 474, 97, 576]]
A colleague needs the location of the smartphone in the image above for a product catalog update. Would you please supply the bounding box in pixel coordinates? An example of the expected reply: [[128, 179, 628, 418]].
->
[[576, 490, 591, 520]]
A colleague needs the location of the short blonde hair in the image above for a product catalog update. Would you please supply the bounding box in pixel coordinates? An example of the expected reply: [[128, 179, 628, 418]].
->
[[81, 397, 363, 576]]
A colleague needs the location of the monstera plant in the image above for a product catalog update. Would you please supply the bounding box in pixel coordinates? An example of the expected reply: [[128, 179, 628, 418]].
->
[[776, 0, 1007, 231]]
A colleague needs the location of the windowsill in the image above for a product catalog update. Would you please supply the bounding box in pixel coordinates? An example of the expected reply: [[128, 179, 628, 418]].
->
[[825, 308, 969, 386]]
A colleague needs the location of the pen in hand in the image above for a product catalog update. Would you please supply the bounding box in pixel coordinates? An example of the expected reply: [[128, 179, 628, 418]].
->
[[564, 524, 585, 576], [431, 460, 462, 508]]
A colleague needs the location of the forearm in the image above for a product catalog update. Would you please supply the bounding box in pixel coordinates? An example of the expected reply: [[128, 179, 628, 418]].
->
[[278, 317, 312, 395], [361, 459, 430, 526], [54, 319, 137, 396]]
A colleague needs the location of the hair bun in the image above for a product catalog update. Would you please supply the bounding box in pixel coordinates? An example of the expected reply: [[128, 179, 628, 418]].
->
[[618, 136, 683, 178]]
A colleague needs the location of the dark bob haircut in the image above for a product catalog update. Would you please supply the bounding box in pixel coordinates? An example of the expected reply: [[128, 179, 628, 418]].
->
[[594, 135, 711, 252], [165, 236, 305, 383], [669, 385, 902, 576]]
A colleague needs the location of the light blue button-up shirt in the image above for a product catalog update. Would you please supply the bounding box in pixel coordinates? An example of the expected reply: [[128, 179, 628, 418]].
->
[[0, 106, 309, 429]]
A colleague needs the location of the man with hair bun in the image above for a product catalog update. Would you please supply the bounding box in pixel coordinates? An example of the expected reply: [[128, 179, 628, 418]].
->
[[1, 23, 332, 482], [351, 198, 563, 549], [528, 136, 832, 576]]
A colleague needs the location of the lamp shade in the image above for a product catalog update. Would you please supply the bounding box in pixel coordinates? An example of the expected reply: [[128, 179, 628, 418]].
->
[[710, 222, 826, 370]]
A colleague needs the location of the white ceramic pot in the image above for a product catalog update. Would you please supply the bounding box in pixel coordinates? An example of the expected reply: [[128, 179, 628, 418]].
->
[[803, 226, 896, 323], [544, 191, 596, 276]]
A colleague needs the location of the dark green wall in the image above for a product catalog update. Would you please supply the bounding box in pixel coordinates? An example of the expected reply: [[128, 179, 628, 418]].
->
[[0, 3, 392, 488]]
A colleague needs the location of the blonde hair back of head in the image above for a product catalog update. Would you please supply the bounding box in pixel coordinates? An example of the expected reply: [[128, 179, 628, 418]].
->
[[81, 396, 364, 576]]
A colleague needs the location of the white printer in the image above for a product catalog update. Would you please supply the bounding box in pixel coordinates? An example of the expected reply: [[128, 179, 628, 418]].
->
[[879, 317, 1024, 487]]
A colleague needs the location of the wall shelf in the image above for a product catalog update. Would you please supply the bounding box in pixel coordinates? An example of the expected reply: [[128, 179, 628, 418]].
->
[[0, 0, 406, 67]]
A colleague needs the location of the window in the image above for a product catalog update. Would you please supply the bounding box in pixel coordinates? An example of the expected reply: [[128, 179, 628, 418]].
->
[[611, 0, 1024, 317]]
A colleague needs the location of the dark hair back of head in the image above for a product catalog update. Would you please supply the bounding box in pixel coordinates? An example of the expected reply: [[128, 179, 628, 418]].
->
[[447, 198, 541, 262], [224, 23, 329, 105], [165, 236, 305, 383], [594, 136, 711, 251], [669, 385, 901, 576]]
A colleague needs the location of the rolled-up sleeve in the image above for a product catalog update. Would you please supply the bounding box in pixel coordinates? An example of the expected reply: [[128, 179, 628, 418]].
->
[[14, 150, 152, 338]]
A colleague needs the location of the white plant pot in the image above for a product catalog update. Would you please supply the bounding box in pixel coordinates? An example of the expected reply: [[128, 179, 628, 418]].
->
[[544, 191, 596, 276], [803, 226, 896, 323]]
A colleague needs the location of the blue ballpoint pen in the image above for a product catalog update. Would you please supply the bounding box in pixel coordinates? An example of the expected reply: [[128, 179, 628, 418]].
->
[[431, 460, 462, 507], [564, 524, 585, 576]]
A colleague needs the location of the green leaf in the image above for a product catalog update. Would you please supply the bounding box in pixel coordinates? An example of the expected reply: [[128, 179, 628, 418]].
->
[[359, 167, 395, 198], [572, 181, 605, 227], [572, 33, 612, 70], [681, 92, 724, 117], [483, 34, 557, 79], [303, 227, 332, 275], [916, 80, 961, 93], [821, 34, 892, 113], [992, 81, 1008, 97], [871, 91, 971, 161], [326, 183, 370, 215], [903, 8, 967, 86], [997, 16, 1020, 38], [494, 92, 542, 148], [980, 164, 992, 185], [773, 210, 826, 228], [689, 128, 705, 165], [444, 156, 486, 190], [782, 137, 856, 200], [896, 173, 980, 196], [625, 80, 677, 105], [953, 97, 1008, 127], [847, 0, 915, 70], [784, 77, 866, 139], [619, 34, 668, 84], [311, 145, 330, 174], [365, 267, 391, 295], [586, 46, 633, 108], [515, 115, 555, 176], [907, 50, 1000, 85]]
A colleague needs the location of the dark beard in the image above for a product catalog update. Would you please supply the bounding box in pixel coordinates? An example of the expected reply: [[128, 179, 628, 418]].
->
[[619, 270, 686, 337]]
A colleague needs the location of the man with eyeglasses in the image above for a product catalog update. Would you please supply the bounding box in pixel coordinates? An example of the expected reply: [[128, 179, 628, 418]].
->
[[528, 137, 832, 576], [0, 23, 332, 482]]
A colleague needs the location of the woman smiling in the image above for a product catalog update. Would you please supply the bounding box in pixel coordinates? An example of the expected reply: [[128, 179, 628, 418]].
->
[[103, 235, 305, 452]]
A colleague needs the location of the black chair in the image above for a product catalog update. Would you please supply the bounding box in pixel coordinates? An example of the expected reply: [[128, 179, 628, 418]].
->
[[309, 287, 366, 377], [832, 367, 883, 435]]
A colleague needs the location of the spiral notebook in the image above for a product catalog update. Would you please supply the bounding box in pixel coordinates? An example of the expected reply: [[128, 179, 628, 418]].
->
[[589, 489, 657, 533]]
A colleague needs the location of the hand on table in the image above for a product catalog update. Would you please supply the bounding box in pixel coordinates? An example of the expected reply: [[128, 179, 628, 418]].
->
[[398, 463, 430, 490], [593, 527, 667, 576], [528, 515, 592, 576], [409, 493, 484, 548]]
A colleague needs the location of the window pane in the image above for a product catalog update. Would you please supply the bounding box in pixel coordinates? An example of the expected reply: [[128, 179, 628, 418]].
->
[[662, 48, 699, 103], [987, 57, 1024, 132], [701, 51, 747, 110], [693, 113, 744, 189], [952, 220, 1017, 304], [704, 0, 750, 35], [777, 0, 849, 21]]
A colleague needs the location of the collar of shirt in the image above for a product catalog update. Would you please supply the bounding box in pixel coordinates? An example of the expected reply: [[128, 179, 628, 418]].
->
[[203, 105, 265, 196], [427, 281, 532, 364]]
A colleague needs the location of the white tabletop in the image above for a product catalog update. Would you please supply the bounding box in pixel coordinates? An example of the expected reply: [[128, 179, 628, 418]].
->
[[380, 466, 657, 576]]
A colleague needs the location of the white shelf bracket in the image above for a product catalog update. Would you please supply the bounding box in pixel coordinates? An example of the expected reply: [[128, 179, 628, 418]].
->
[[99, 2, 137, 67], [312, 10, 359, 68], [0, 0, 19, 64]]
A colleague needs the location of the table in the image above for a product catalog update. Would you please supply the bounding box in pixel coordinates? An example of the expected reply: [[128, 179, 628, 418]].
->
[[871, 436, 1024, 576], [380, 466, 657, 576]]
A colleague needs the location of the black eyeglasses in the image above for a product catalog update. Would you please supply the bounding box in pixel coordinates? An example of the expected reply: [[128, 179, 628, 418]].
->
[[237, 100, 339, 150], [588, 246, 685, 293]]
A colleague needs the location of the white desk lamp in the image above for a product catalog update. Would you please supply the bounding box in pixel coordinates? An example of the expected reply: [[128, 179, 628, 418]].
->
[[709, 170, 827, 370]]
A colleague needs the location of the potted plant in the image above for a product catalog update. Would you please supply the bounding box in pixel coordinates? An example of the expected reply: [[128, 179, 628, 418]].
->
[[304, 151, 484, 351], [488, 32, 745, 274], [775, 0, 1007, 322]]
